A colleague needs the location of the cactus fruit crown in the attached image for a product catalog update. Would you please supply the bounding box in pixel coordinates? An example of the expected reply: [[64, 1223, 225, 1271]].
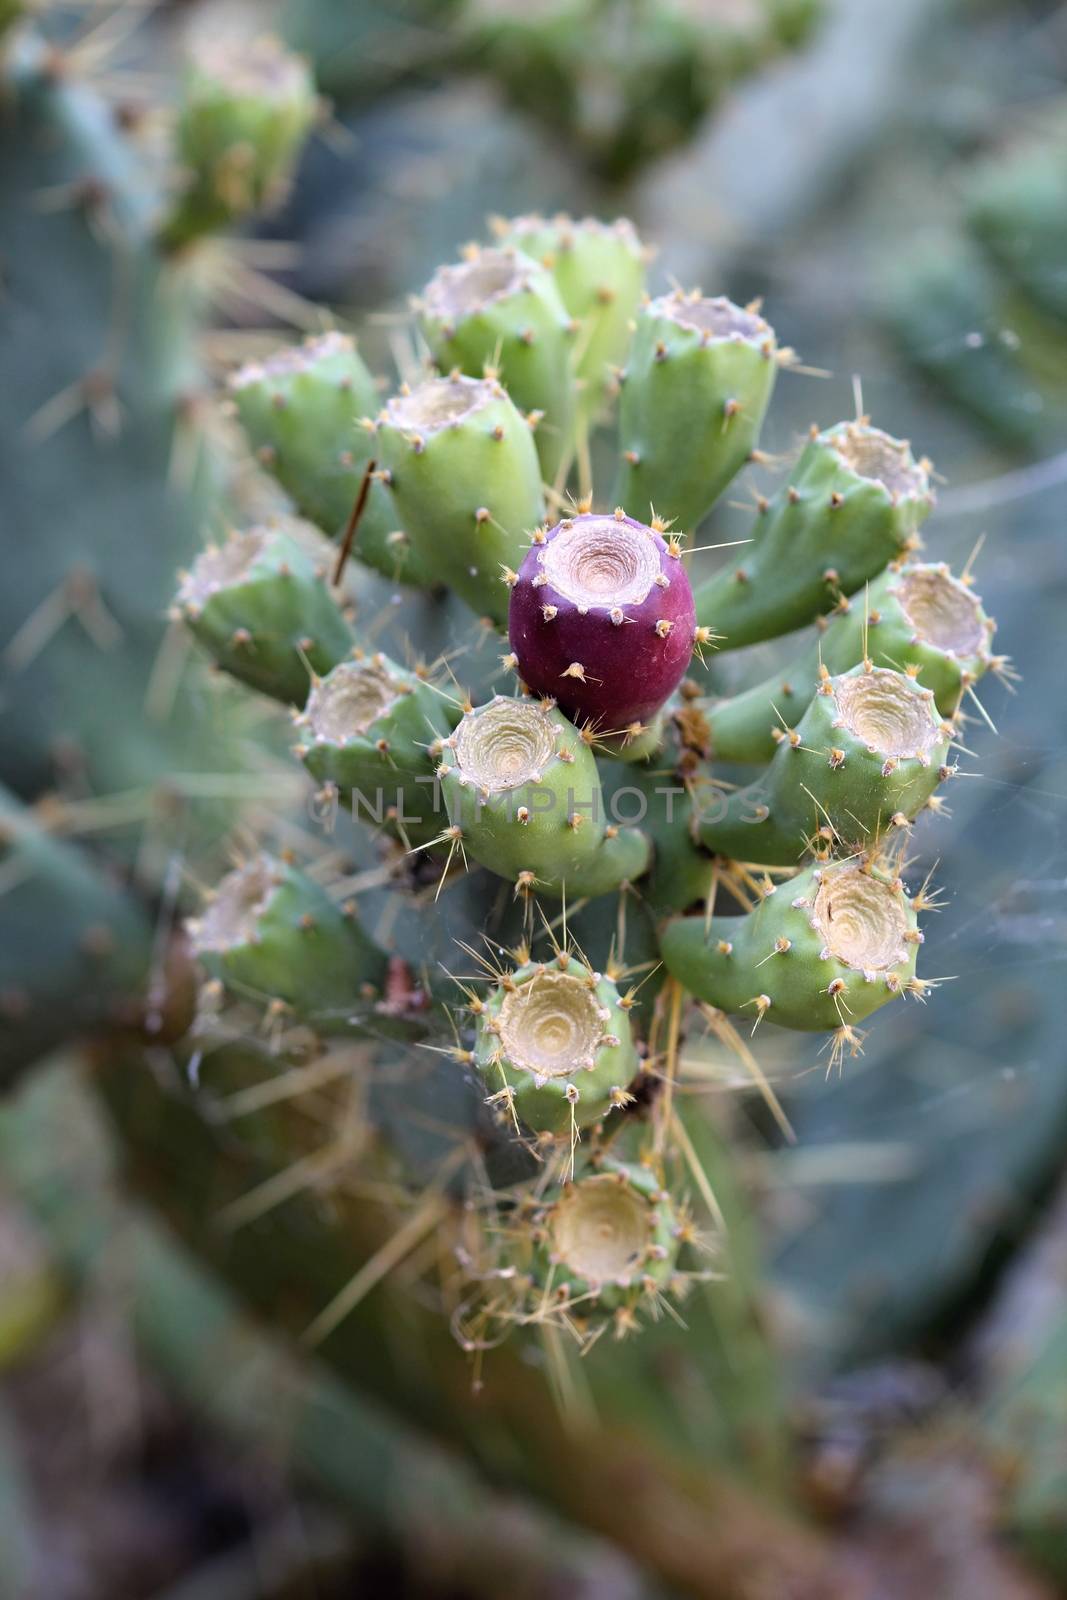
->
[[171, 202, 1006, 1359], [450, 697, 558, 792], [421, 248, 534, 328], [826, 421, 930, 502], [303, 656, 408, 740]]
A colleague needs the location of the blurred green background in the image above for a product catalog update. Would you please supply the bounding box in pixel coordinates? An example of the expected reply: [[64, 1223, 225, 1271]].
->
[[2, 1, 1067, 1596]]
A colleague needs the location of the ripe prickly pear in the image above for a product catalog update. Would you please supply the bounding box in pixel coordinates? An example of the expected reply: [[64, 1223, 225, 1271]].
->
[[507, 511, 697, 734]]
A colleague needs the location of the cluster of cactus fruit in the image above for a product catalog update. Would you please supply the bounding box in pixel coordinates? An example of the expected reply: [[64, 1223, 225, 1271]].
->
[[173, 203, 1007, 1349]]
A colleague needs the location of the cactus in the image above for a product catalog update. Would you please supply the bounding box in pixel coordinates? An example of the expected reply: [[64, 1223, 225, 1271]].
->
[[462, 0, 824, 183], [438, 694, 652, 895], [661, 858, 923, 1033], [492, 214, 647, 420], [0, 787, 154, 1090], [296, 649, 458, 842], [228, 332, 430, 585], [175, 519, 356, 704], [416, 245, 576, 482], [471, 952, 639, 1136], [0, 20, 317, 818], [692, 422, 935, 650], [163, 210, 1001, 1343], [617, 291, 782, 532], [704, 560, 996, 764], [162, 35, 318, 250], [374, 374, 545, 622], [187, 853, 388, 1021]]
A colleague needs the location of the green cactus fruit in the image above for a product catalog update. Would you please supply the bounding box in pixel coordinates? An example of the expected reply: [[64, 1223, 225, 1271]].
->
[[176, 520, 354, 705], [660, 858, 922, 1032], [693, 421, 935, 649], [438, 695, 651, 897], [163, 35, 317, 250], [616, 290, 780, 532], [228, 332, 429, 585], [706, 561, 996, 763], [471, 953, 639, 1136], [492, 214, 647, 419], [0, 786, 151, 1089], [294, 650, 456, 844], [534, 1159, 679, 1310], [374, 374, 545, 624], [189, 852, 387, 1019], [417, 245, 576, 483], [692, 664, 954, 864]]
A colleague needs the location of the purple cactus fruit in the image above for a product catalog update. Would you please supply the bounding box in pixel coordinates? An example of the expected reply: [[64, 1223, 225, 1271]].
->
[[508, 511, 698, 733]]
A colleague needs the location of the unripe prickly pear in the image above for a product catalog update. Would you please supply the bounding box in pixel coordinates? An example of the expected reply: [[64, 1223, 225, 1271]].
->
[[534, 1159, 679, 1309], [163, 35, 317, 249], [229, 333, 429, 585], [472, 953, 638, 1135], [492, 214, 647, 420], [189, 853, 386, 1018], [693, 421, 935, 649], [706, 561, 996, 763], [694, 663, 954, 864], [375, 375, 545, 624], [508, 511, 697, 734], [417, 246, 576, 482], [295, 651, 456, 844], [439, 695, 651, 896], [661, 858, 922, 1031], [616, 291, 780, 530], [176, 521, 354, 705]]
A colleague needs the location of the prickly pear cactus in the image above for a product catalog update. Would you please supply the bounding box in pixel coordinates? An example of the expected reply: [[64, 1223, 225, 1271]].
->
[[0, 8, 321, 1086], [161, 205, 1007, 1412]]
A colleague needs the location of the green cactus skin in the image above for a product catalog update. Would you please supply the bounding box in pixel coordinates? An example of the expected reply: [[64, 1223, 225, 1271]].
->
[[472, 955, 638, 1136], [163, 35, 317, 251], [616, 291, 780, 532], [705, 561, 996, 764], [229, 332, 430, 586], [189, 853, 386, 1017], [438, 696, 651, 897], [0, 787, 151, 1089], [965, 133, 1067, 325], [176, 521, 354, 705], [533, 1159, 679, 1308], [295, 651, 456, 844], [693, 664, 953, 865], [693, 422, 935, 650], [375, 374, 545, 624], [492, 214, 647, 420], [661, 859, 921, 1032], [417, 246, 576, 484]]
